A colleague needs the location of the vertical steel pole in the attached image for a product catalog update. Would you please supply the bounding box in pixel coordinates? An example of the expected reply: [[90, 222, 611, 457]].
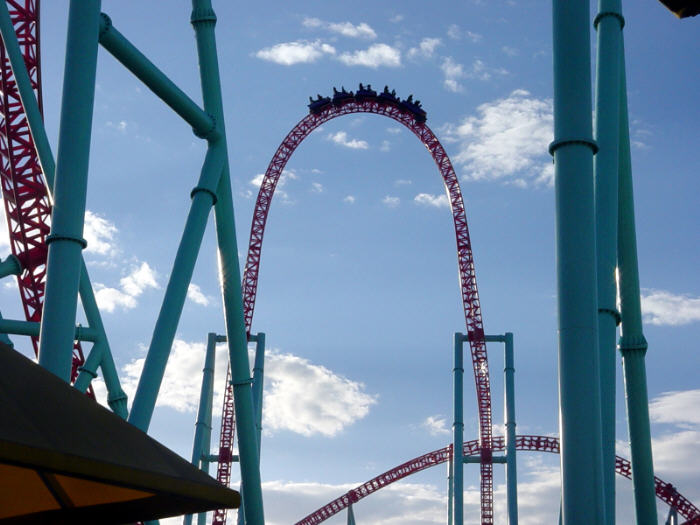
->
[[453, 333, 464, 525], [251, 332, 266, 453], [504, 333, 518, 525], [347, 504, 356, 525], [551, 1, 605, 523], [593, 3, 624, 523], [190, 2, 264, 523], [617, 43, 658, 525], [184, 332, 218, 525], [38, 0, 101, 380], [447, 451, 454, 525]]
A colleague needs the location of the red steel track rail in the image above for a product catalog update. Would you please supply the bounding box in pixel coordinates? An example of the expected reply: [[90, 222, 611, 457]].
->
[[0, 0, 90, 390], [215, 96, 493, 524], [295, 434, 700, 524]]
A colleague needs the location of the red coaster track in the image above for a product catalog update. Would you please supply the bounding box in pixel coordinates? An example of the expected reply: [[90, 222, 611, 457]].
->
[[295, 434, 700, 524], [0, 0, 90, 390], [215, 93, 493, 524]]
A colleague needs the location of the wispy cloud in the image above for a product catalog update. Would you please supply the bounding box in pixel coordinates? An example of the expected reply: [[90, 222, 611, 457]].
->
[[447, 24, 482, 43], [328, 131, 369, 150], [441, 57, 465, 92], [641, 289, 700, 326], [95, 261, 159, 313], [650, 389, 700, 426], [343, 195, 356, 204], [256, 40, 335, 65], [311, 182, 324, 193], [250, 169, 298, 202], [422, 415, 451, 436], [303, 17, 377, 39], [380, 140, 391, 152], [394, 179, 412, 186], [414, 193, 450, 208], [382, 195, 400, 208], [338, 44, 401, 68], [83, 210, 118, 256], [187, 283, 211, 307], [442, 89, 553, 187], [407, 38, 442, 60]]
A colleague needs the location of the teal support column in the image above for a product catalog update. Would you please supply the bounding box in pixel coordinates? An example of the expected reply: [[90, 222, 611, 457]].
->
[[453, 333, 465, 525], [551, 1, 605, 524], [593, 3, 624, 523], [347, 504, 356, 525], [617, 44, 658, 525], [504, 333, 518, 525], [38, 0, 101, 381], [0, 255, 21, 278], [0, 312, 14, 347], [0, 318, 100, 341], [129, 144, 224, 431], [190, 2, 264, 523], [251, 332, 266, 452], [184, 332, 219, 525], [447, 452, 453, 525]]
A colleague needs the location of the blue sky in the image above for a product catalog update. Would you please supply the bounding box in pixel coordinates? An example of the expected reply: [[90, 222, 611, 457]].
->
[[1, 1, 698, 523]]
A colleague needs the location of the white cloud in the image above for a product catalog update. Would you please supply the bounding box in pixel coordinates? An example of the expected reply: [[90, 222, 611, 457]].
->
[[83, 210, 118, 255], [303, 17, 377, 40], [389, 14, 404, 23], [328, 131, 369, 150], [263, 351, 377, 437], [382, 195, 400, 208], [641, 289, 700, 326], [380, 140, 391, 152], [387, 127, 402, 135], [441, 57, 465, 92], [650, 390, 700, 427], [255, 40, 335, 65], [422, 415, 450, 436], [311, 182, 324, 193], [94, 261, 158, 313], [442, 89, 554, 186], [447, 24, 482, 43], [502, 46, 519, 57], [250, 169, 298, 202], [414, 193, 450, 208], [338, 44, 401, 68], [343, 195, 356, 204], [394, 179, 412, 186], [408, 37, 442, 60], [187, 283, 210, 306]]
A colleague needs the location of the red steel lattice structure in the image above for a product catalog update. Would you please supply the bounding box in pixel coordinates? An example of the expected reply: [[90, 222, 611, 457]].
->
[[215, 96, 494, 524], [296, 435, 700, 524], [0, 0, 90, 389]]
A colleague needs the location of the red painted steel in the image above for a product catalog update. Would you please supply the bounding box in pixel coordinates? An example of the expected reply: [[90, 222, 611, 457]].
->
[[0, 0, 90, 391], [214, 96, 493, 523], [295, 434, 700, 524]]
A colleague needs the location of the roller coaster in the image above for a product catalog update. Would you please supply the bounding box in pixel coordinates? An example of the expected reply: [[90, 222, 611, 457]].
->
[[0, 1, 697, 524]]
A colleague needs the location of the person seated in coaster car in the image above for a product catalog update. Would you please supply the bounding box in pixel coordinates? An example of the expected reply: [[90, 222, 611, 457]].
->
[[308, 93, 332, 114], [355, 83, 377, 102], [332, 86, 354, 106]]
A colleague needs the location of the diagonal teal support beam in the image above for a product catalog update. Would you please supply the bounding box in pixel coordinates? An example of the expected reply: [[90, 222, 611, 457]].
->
[[97, 13, 218, 141], [0, 0, 126, 416], [617, 42, 658, 525], [190, 1, 265, 523], [38, 0, 102, 381], [593, 3, 624, 523], [453, 332, 465, 525], [551, 0, 605, 523]]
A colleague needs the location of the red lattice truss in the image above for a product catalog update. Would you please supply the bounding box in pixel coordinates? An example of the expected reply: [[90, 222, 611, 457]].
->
[[214, 98, 493, 524], [295, 434, 700, 524], [0, 0, 90, 390]]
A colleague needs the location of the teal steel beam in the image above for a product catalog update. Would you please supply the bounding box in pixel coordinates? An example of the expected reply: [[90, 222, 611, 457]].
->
[[0, 254, 21, 278], [36, 0, 102, 380], [1, 0, 126, 416], [190, 2, 264, 523], [97, 14, 218, 141], [185, 332, 219, 525], [128, 143, 224, 431], [0, 312, 14, 348], [551, 1, 605, 523], [617, 43, 658, 525], [593, 3, 624, 523], [447, 453, 453, 525], [504, 332, 519, 525], [347, 504, 356, 525], [251, 332, 266, 452], [453, 332, 465, 525], [0, 318, 100, 341]]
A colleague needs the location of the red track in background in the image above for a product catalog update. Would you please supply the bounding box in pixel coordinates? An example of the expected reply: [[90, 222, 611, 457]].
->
[[295, 434, 700, 524], [0, 0, 90, 391], [214, 95, 493, 524]]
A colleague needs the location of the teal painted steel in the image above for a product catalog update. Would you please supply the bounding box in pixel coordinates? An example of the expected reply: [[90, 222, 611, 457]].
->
[[0, 254, 20, 278], [98, 14, 217, 141], [617, 44, 658, 525], [347, 504, 356, 525], [251, 333, 266, 452], [185, 332, 219, 525], [552, 1, 605, 523], [0, 312, 14, 347], [190, 1, 265, 523], [504, 333, 519, 525], [0, 318, 99, 341], [37, 0, 102, 380], [593, 3, 624, 523], [447, 454, 453, 525], [453, 332, 465, 525], [129, 144, 224, 431]]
